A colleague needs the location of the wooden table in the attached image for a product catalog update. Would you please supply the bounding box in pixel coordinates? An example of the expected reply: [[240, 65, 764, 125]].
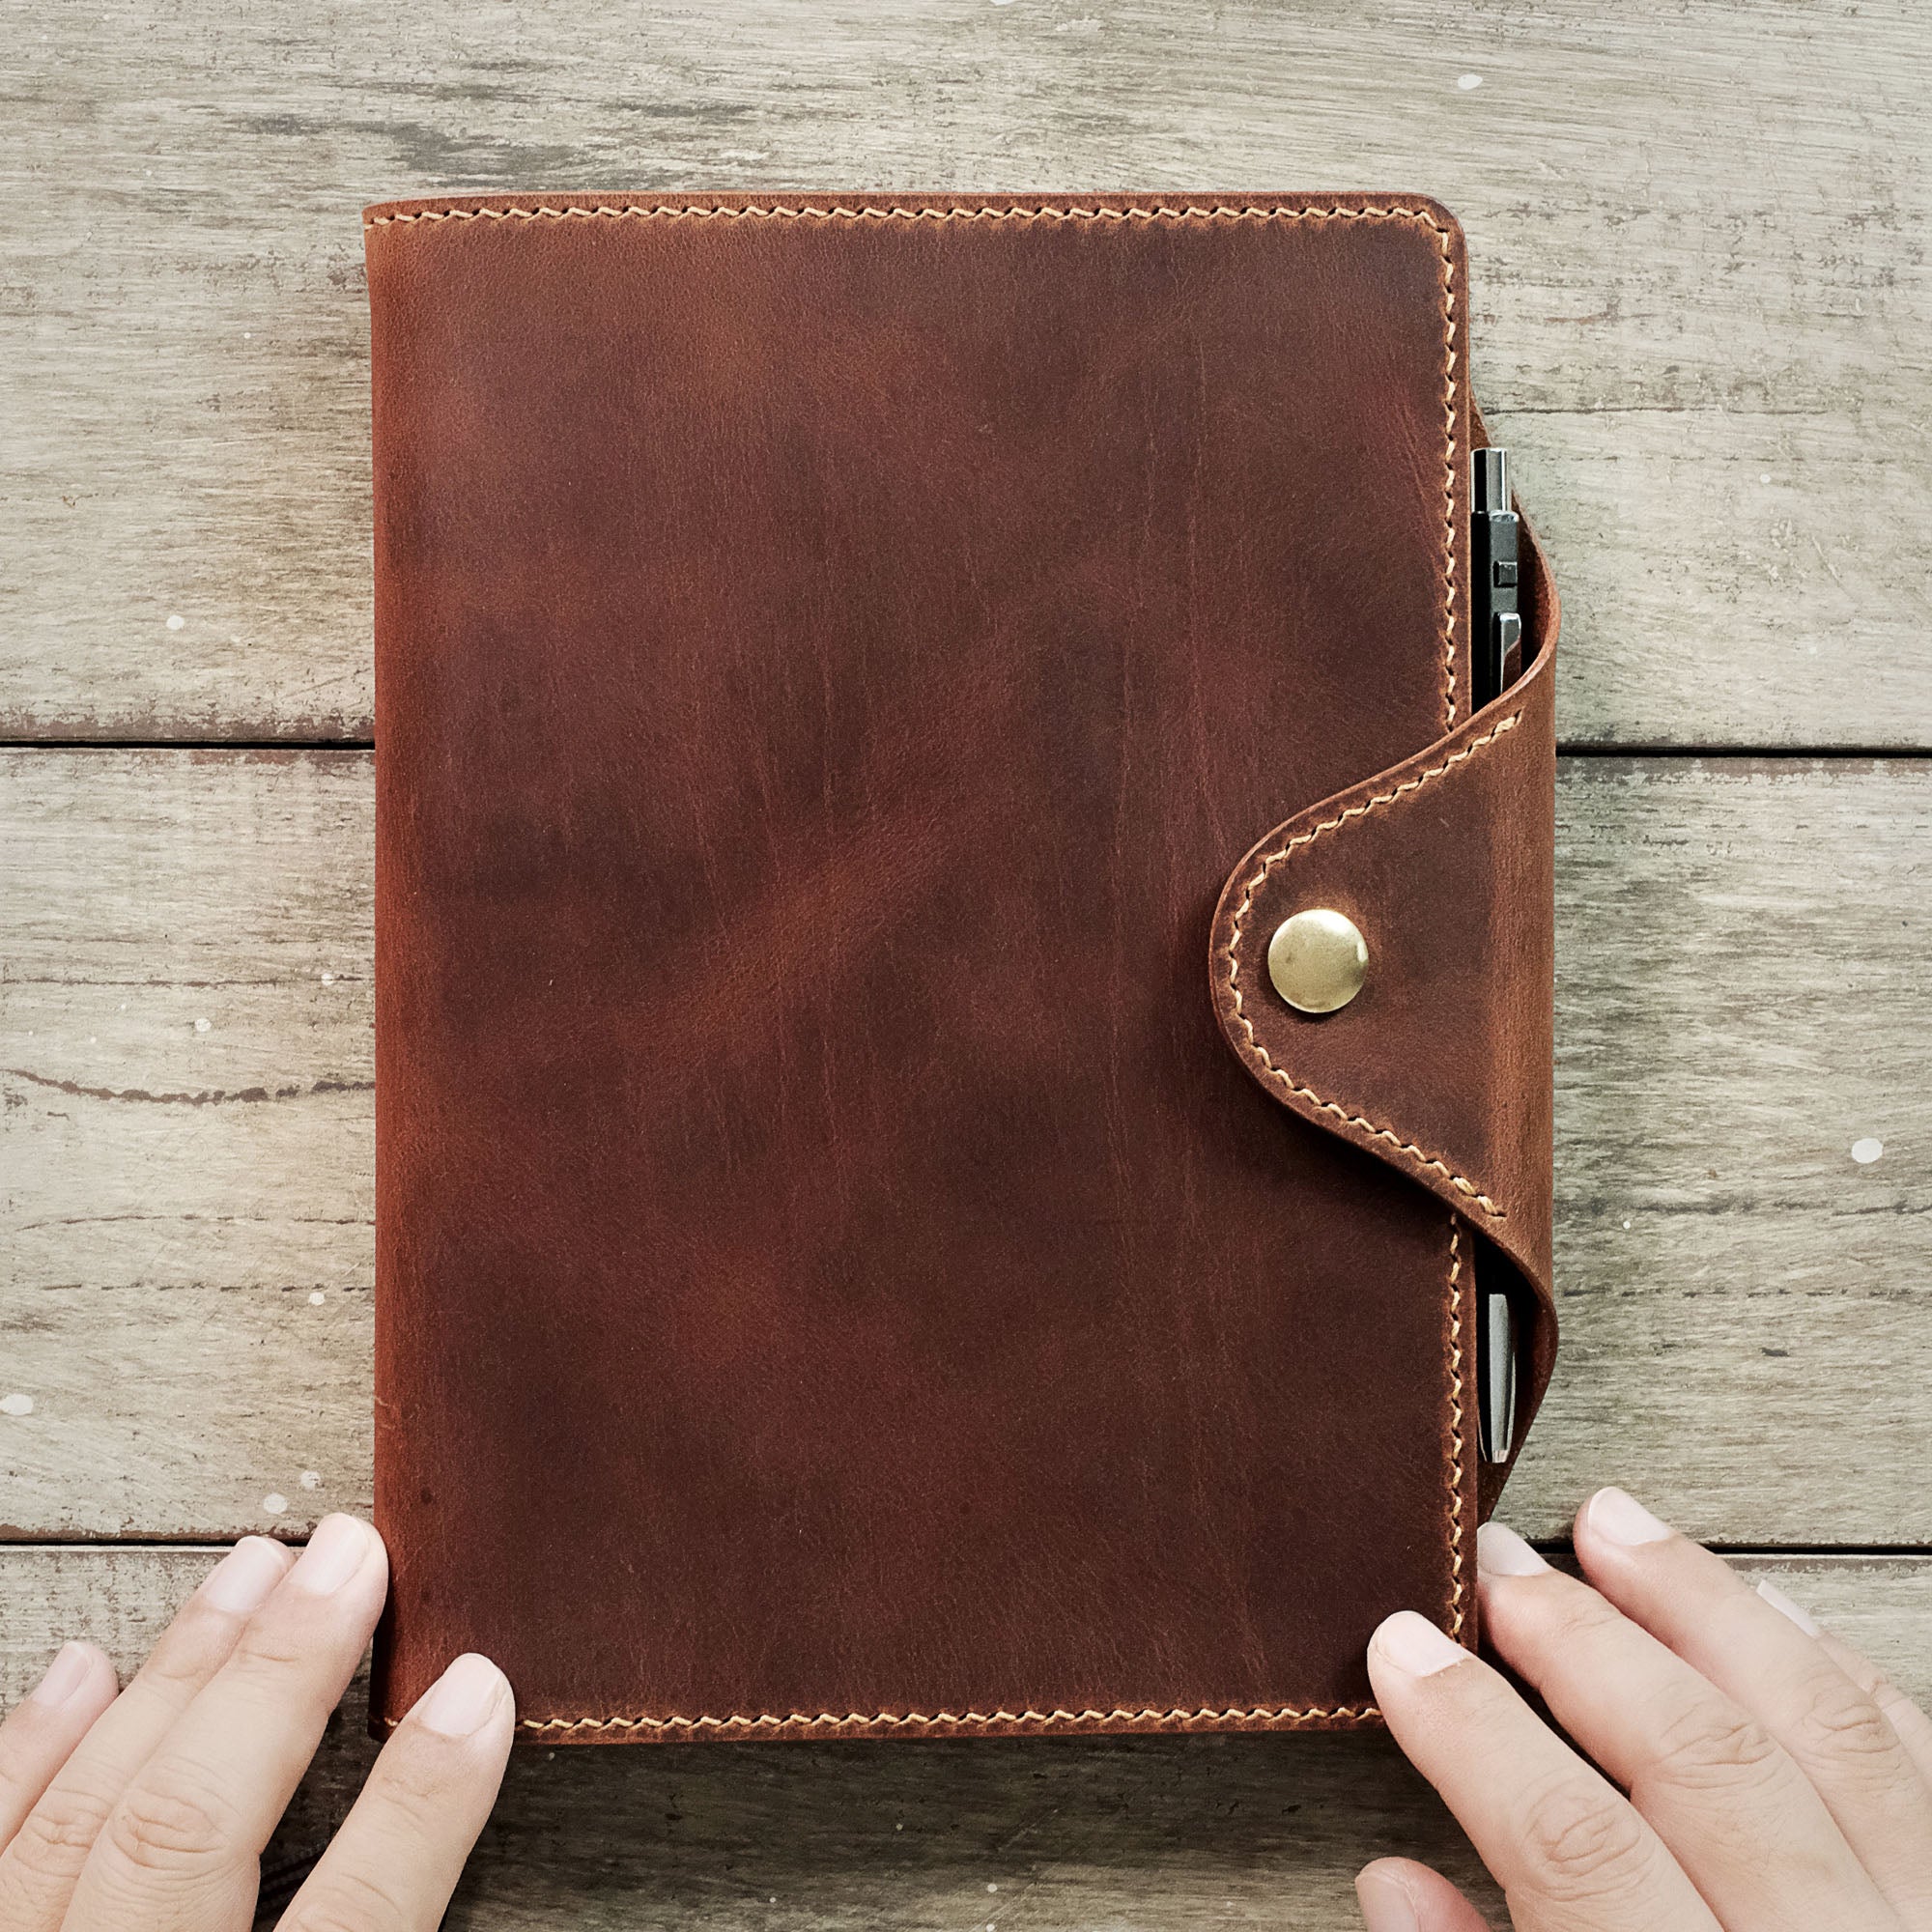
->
[[5, 3, 1928, 1923]]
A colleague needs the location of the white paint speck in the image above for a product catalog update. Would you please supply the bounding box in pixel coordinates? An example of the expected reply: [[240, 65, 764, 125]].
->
[[242, 330, 252, 339], [1457, 71, 1483, 90], [321, 971, 335, 985], [194, 1017, 211, 1033], [1, 1393, 36, 1417], [1760, 471, 1774, 484], [1622, 1217, 1632, 1230], [299, 1469, 322, 1491], [1852, 1137, 1884, 1165], [987, 1883, 1000, 1892], [165, 612, 185, 630], [895, 1821, 904, 1832], [308, 1290, 326, 1306], [263, 1492, 288, 1515]]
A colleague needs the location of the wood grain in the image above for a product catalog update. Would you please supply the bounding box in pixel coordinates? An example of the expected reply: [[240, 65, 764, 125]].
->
[[3, 0, 1928, 744], [3, 1547, 1926, 1929], [7, 0, 1927, 1917], [3, 750, 1926, 1545]]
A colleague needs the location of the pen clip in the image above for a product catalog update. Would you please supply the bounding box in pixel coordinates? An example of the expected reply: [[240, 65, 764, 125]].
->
[[1469, 448, 1522, 709]]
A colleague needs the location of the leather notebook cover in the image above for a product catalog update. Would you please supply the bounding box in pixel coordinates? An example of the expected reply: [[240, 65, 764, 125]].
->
[[363, 192, 1559, 1743]]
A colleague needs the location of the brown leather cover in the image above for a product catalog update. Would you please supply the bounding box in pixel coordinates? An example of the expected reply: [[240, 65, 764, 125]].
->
[[362, 191, 1558, 1744]]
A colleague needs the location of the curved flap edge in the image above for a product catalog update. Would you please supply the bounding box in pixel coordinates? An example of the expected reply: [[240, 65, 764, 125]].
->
[[1208, 630, 1553, 1287]]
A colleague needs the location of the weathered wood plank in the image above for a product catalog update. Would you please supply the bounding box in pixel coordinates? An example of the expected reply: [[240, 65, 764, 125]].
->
[[2, 1, 1928, 744], [3, 1548, 1926, 1929], [1497, 410, 1932, 752], [3, 751, 1927, 1544]]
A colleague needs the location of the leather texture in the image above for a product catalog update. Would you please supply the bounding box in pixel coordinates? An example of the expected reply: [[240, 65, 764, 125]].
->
[[362, 191, 1556, 1743]]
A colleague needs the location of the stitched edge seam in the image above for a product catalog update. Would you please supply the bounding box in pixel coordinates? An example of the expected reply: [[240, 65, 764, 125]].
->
[[1444, 1222, 1468, 1639], [513, 1702, 1376, 1736], [1434, 240, 1461, 733], [366, 199, 1429, 229], [369, 193, 1458, 1744], [364, 197, 1461, 741], [1222, 710, 1520, 1218], [375, 1700, 1381, 1736]]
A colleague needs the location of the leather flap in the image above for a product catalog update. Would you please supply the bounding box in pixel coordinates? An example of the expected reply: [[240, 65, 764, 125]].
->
[[1208, 515, 1558, 1459]]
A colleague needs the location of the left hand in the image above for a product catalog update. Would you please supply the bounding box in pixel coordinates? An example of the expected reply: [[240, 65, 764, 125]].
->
[[0, 1514, 513, 1930]]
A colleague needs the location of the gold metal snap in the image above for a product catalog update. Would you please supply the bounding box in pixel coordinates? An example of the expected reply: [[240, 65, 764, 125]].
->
[[1266, 909, 1368, 1015]]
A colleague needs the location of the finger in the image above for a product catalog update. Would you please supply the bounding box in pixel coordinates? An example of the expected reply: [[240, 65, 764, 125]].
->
[[1755, 1575, 1932, 1793], [280, 1654, 514, 1932], [1367, 1610, 1719, 1931], [63, 1515, 386, 1932], [0, 1645, 119, 1849], [1809, 1617, 1932, 1791], [1477, 1521, 1892, 1931], [1356, 1856, 1492, 1932], [1577, 1489, 1932, 1921], [0, 1535, 292, 1928]]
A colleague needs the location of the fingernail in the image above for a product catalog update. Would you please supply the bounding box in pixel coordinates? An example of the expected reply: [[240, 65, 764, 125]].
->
[[416, 1653, 509, 1738], [1477, 1520, 1550, 1577], [1371, 1610, 1469, 1678], [201, 1535, 290, 1615], [289, 1515, 373, 1597], [1585, 1487, 1672, 1548], [1354, 1865, 1419, 1932], [30, 1642, 95, 1709], [1756, 1577, 1822, 1636]]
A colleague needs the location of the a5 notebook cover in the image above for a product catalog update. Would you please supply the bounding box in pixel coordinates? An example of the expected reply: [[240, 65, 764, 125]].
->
[[363, 191, 1558, 1742]]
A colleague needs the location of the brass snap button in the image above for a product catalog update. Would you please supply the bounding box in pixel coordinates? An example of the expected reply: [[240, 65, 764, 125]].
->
[[1266, 909, 1368, 1014]]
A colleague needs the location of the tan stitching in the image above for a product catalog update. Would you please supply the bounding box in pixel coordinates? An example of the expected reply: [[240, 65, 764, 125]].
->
[[527, 1701, 1374, 1736], [1236, 711, 1516, 881], [369, 193, 1459, 1743], [365, 197, 1461, 736], [1435, 271, 1461, 732], [1444, 1221, 1468, 1640], [1223, 709, 1520, 1218], [382, 1700, 1377, 1735], [367, 199, 1427, 231]]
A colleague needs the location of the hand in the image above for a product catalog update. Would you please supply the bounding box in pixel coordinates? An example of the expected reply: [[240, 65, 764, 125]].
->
[[0, 1515, 513, 1930], [1358, 1488, 1932, 1930]]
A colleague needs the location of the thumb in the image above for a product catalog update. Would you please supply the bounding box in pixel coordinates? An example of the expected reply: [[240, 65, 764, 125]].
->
[[1356, 1856, 1494, 1932]]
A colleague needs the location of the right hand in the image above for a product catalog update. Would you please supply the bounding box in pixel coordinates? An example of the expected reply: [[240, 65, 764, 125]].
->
[[1357, 1487, 1932, 1930]]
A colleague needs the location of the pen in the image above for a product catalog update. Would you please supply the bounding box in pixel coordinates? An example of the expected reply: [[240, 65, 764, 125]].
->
[[1471, 447, 1523, 1461]]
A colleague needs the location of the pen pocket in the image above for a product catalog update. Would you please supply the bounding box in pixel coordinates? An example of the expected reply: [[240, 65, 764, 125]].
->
[[1207, 509, 1559, 1512]]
